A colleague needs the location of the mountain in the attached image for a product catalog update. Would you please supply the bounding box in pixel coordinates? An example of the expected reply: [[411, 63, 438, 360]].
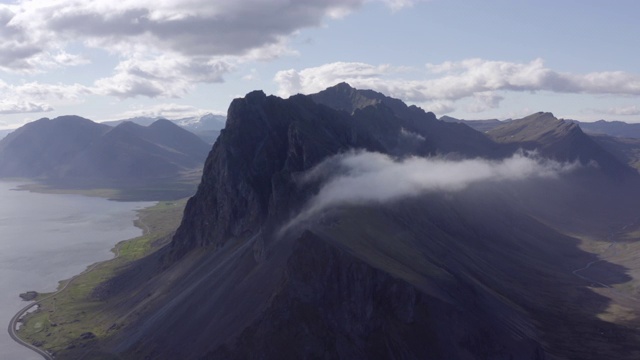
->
[[590, 134, 640, 171], [103, 113, 226, 144], [101, 116, 160, 127], [0, 116, 211, 187], [310, 82, 505, 158], [0, 115, 111, 178], [173, 113, 226, 132], [442, 115, 640, 141], [0, 128, 14, 140], [487, 112, 635, 177], [440, 115, 506, 132], [174, 113, 226, 144], [44, 85, 640, 359], [571, 119, 640, 139]]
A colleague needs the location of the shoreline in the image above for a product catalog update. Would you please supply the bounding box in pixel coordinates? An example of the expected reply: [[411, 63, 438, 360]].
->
[[6, 200, 155, 360], [9, 198, 186, 358]]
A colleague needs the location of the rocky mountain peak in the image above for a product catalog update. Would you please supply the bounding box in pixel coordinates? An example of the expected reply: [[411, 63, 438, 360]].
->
[[168, 86, 509, 260]]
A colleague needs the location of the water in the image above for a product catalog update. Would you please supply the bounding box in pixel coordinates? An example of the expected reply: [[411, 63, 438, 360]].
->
[[0, 181, 155, 360]]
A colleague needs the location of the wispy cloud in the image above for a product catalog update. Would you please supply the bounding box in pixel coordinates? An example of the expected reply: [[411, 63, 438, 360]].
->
[[594, 105, 640, 117], [281, 150, 579, 233]]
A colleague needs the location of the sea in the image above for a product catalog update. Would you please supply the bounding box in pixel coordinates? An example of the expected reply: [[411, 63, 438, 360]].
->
[[0, 181, 154, 360]]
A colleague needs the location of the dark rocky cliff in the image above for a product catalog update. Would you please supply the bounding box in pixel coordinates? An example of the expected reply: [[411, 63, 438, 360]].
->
[[169, 84, 506, 259]]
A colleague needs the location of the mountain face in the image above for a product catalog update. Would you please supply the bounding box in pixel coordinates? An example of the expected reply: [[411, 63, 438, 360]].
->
[[591, 134, 640, 171], [0, 116, 111, 178], [442, 115, 640, 141], [311, 82, 504, 158], [169, 85, 514, 260], [487, 112, 635, 177], [53, 84, 640, 359], [0, 116, 210, 185]]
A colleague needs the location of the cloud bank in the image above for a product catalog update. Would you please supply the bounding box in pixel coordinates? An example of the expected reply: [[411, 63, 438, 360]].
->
[[274, 59, 640, 113], [282, 150, 578, 232]]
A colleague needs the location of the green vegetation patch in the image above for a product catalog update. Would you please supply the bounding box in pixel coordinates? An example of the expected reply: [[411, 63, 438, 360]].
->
[[16, 199, 187, 358]]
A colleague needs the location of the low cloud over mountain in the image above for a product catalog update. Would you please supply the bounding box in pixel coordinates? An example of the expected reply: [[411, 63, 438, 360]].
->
[[284, 150, 579, 232]]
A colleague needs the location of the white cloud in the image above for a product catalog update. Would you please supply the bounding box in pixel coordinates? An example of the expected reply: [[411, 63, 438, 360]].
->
[[0, 80, 91, 114], [275, 59, 640, 111], [1, 0, 365, 72], [467, 92, 504, 113], [0, 99, 52, 114], [274, 62, 401, 97], [281, 150, 579, 233], [93, 55, 232, 98], [423, 100, 456, 114]]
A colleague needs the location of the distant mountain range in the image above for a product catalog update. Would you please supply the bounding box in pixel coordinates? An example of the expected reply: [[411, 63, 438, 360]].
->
[[442, 114, 640, 139], [0, 116, 211, 193], [102, 113, 226, 144], [49, 83, 640, 359], [443, 114, 640, 172]]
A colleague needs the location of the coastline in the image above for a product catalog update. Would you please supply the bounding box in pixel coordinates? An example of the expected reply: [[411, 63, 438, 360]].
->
[[7, 203, 155, 360], [10, 198, 186, 359]]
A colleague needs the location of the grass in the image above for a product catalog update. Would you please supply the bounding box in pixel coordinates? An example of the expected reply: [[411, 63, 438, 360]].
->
[[16, 199, 187, 358]]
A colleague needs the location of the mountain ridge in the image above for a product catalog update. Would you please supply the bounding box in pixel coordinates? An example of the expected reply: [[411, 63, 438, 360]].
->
[[0, 116, 211, 189]]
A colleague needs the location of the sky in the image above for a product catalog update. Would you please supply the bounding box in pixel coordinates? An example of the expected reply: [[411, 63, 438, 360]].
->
[[1, 0, 640, 129]]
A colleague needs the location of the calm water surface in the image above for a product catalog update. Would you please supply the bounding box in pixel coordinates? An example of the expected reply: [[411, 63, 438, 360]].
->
[[0, 181, 154, 360]]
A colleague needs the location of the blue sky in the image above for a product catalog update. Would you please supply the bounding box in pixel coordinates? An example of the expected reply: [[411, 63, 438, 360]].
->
[[1, 0, 639, 129]]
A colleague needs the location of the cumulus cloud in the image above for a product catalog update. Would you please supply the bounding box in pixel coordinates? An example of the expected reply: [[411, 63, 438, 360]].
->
[[281, 150, 579, 233], [93, 55, 232, 98], [1, 0, 393, 101], [274, 62, 412, 99], [424, 100, 456, 114], [467, 92, 505, 113], [274, 59, 640, 112], [0, 0, 365, 72]]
